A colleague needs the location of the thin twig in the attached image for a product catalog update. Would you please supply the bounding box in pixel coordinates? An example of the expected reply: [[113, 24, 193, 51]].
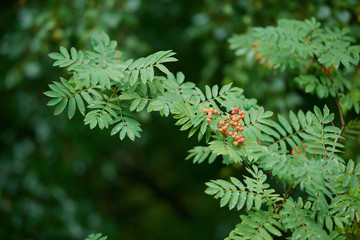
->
[[263, 170, 286, 193], [275, 183, 300, 214]]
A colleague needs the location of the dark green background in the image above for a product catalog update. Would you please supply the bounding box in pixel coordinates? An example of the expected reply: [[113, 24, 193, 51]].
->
[[1, 0, 359, 239]]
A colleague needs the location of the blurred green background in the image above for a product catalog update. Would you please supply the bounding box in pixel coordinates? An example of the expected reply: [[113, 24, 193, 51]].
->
[[1, 0, 359, 239]]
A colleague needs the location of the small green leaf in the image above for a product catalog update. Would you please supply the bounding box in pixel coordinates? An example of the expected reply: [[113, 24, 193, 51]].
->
[[314, 105, 323, 121], [212, 85, 219, 97], [220, 191, 231, 207], [346, 159, 354, 173], [54, 98, 68, 115], [130, 98, 141, 111], [47, 97, 63, 106], [74, 94, 85, 116], [68, 97, 76, 119], [44, 91, 60, 98], [129, 70, 139, 85], [325, 215, 333, 231], [254, 194, 262, 210], [205, 85, 212, 99], [229, 191, 240, 210], [60, 46, 70, 59], [237, 192, 247, 210], [246, 193, 254, 210], [156, 64, 170, 75], [48, 52, 63, 60]]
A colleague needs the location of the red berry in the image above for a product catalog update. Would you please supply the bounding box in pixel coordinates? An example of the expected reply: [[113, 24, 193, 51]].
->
[[226, 115, 231, 120], [240, 142, 245, 146], [206, 118, 211, 123]]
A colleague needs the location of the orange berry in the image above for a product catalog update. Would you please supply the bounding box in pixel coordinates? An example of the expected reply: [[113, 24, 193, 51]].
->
[[234, 141, 239, 147], [239, 127, 244, 132], [202, 109, 208, 113], [209, 107, 214, 112], [214, 109, 219, 114], [251, 43, 260, 49], [206, 118, 211, 123], [226, 115, 231, 120]]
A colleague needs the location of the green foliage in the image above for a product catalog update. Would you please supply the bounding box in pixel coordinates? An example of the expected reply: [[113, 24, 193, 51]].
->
[[46, 18, 360, 240], [205, 166, 282, 211], [84, 233, 107, 240], [45, 33, 178, 140], [229, 17, 360, 114], [226, 210, 283, 240]]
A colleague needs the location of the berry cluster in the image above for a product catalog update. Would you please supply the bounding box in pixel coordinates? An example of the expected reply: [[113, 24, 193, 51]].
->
[[202, 107, 219, 123], [218, 107, 245, 147]]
